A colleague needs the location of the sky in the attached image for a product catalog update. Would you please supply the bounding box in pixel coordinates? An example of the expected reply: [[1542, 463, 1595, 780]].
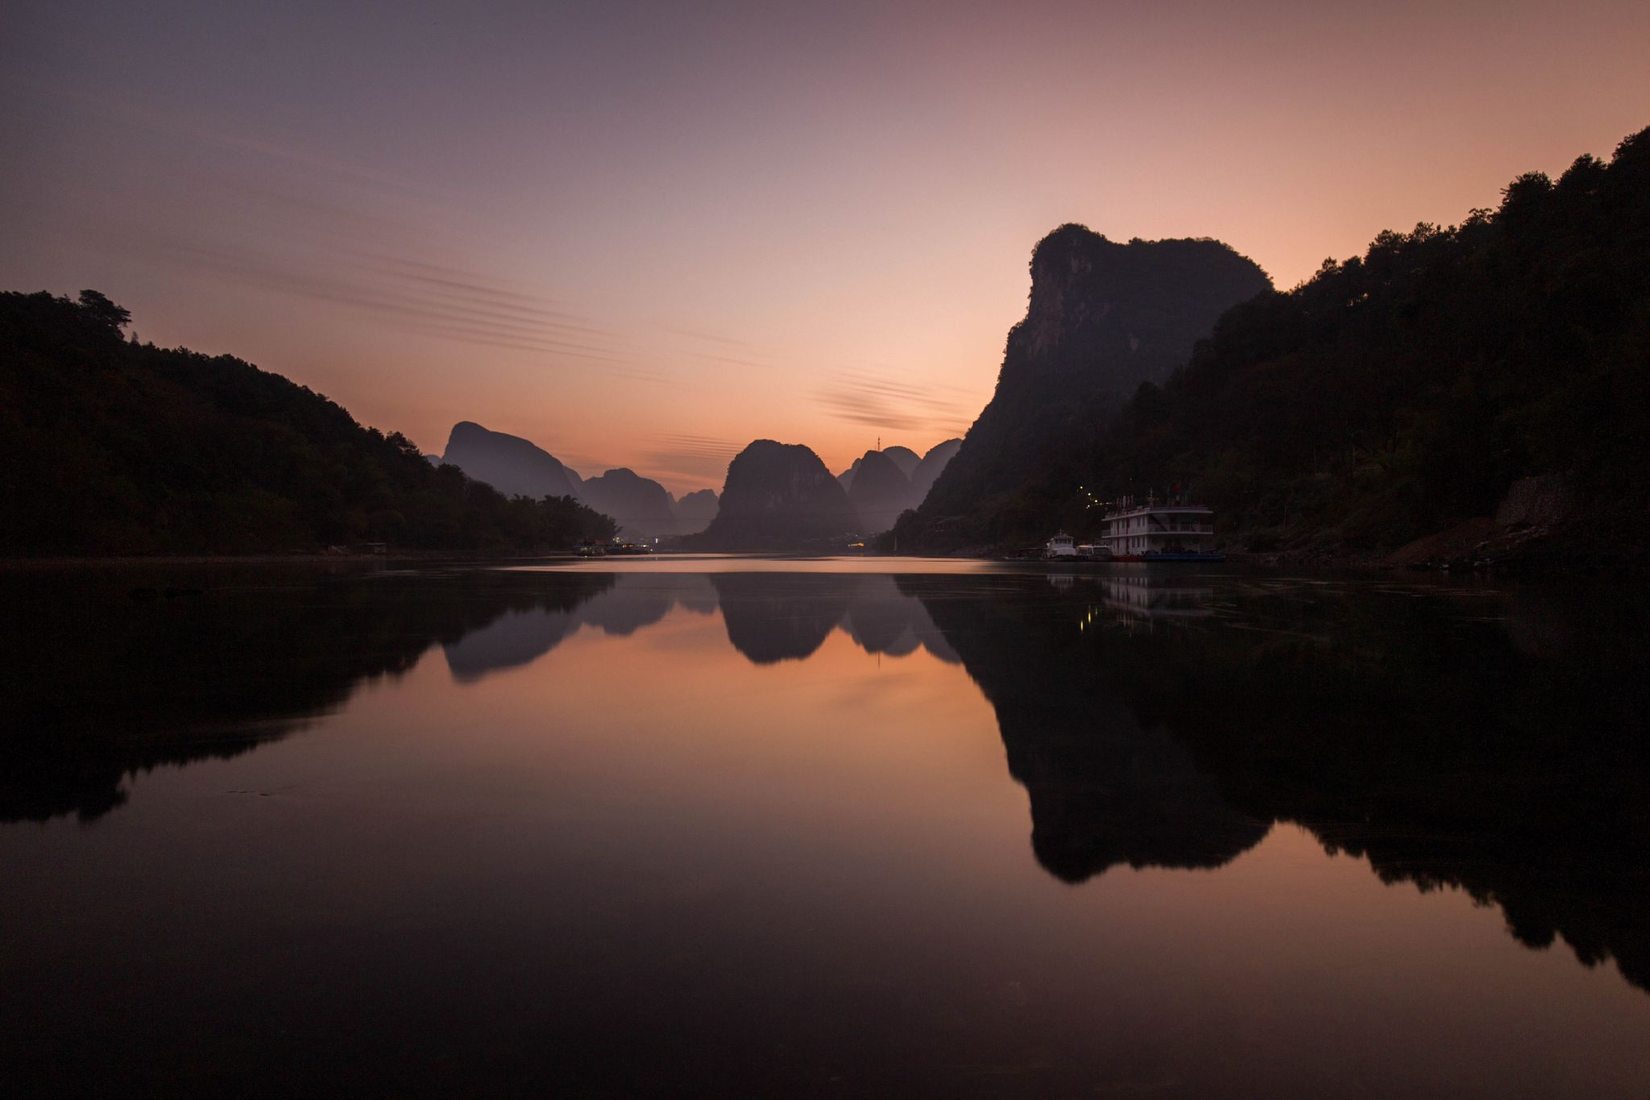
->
[[4, 1, 1648, 495]]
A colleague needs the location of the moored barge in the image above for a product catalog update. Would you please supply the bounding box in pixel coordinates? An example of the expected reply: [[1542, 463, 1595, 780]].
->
[[1098, 495, 1224, 562]]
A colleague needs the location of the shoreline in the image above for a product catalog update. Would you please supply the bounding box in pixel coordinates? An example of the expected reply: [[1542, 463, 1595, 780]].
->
[[0, 551, 581, 571]]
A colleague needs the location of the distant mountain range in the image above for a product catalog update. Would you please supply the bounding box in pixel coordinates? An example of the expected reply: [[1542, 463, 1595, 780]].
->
[[682, 437, 961, 550], [838, 439, 962, 534], [443, 421, 961, 547], [438, 421, 715, 539], [28, 131, 1641, 564], [673, 489, 719, 533]]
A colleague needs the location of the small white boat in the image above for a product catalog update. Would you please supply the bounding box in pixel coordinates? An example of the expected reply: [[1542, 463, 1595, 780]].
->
[[1043, 532, 1078, 558]]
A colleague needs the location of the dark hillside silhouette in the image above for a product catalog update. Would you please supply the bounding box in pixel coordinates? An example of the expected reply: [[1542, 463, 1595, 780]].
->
[[0, 293, 615, 554], [578, 467, 680, 538], [905, 229, 1269, 547], [1069, 125, 1650, 560], [901, 124, 1650, 560], [692, 439, 856, 550]]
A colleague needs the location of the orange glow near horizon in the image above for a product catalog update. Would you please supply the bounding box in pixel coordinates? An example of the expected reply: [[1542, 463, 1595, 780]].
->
[[5, 2, 1649, 494]]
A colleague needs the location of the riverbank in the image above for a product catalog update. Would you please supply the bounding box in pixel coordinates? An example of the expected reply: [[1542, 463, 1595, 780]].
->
[[0, 550, 588, 571]]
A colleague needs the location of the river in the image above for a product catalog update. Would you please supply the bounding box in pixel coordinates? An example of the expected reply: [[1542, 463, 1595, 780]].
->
[[3, 558, 1647, 1096]]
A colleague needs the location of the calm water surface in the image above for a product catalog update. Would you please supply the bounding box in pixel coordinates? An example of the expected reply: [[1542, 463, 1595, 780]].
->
[[3, 558, 1648, 1096]]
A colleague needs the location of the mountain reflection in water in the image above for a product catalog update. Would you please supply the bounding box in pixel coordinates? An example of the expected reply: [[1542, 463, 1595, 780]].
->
[[2, 562, 1649, 1094]]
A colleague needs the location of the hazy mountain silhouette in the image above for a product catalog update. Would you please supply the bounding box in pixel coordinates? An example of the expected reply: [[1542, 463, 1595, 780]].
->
[[674, 489, 720, 535], [907, 438, 961, 506], [902, 227, 1270, 547], [837, 440, 961, 532], [846, 449, 912, 534], [578, 467, 679, 538], [693, 440, 857, 550], [837, 444, 916, 489], [441, 422, 715, 539], [441, 420, 581, 500], [881, 445, 920, 478]]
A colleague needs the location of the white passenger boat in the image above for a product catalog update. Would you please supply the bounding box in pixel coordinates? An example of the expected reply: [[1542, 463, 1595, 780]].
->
[[1098, 494, 1224, 562]]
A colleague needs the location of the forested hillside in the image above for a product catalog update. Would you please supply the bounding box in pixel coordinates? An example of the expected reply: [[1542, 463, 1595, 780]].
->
[[1073, 126, 1650, 561], [0, 292, 615, 554], [899, 228, 1270, 547], [896, 126, 1650, 562]]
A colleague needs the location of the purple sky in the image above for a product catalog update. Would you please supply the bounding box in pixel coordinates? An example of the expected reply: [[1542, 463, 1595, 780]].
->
[[5, 1, 1647, 493]]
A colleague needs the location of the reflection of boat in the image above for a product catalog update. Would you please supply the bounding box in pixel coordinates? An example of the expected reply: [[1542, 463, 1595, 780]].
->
[[1099, 494, 1224, 562], [1101, 574, 1214, 620]]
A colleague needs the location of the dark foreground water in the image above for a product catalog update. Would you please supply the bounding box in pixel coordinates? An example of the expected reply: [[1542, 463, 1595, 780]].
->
[[2, 558, 1648, 1097]]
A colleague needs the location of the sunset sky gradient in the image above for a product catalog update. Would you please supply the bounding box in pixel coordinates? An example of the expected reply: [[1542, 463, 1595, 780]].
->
[[5, 1, 1647, 493]]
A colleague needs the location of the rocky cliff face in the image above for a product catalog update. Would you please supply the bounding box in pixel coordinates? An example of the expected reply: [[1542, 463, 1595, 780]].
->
[[913, 226, 1270, 541], [578, 467, 678, 538], [695, 440, 855, 550], [673, 488, 720, 535], [441, 421, 580, 501]]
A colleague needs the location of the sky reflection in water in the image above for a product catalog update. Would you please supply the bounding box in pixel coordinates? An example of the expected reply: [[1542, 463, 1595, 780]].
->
[[2, 563, 1648, 1097]]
